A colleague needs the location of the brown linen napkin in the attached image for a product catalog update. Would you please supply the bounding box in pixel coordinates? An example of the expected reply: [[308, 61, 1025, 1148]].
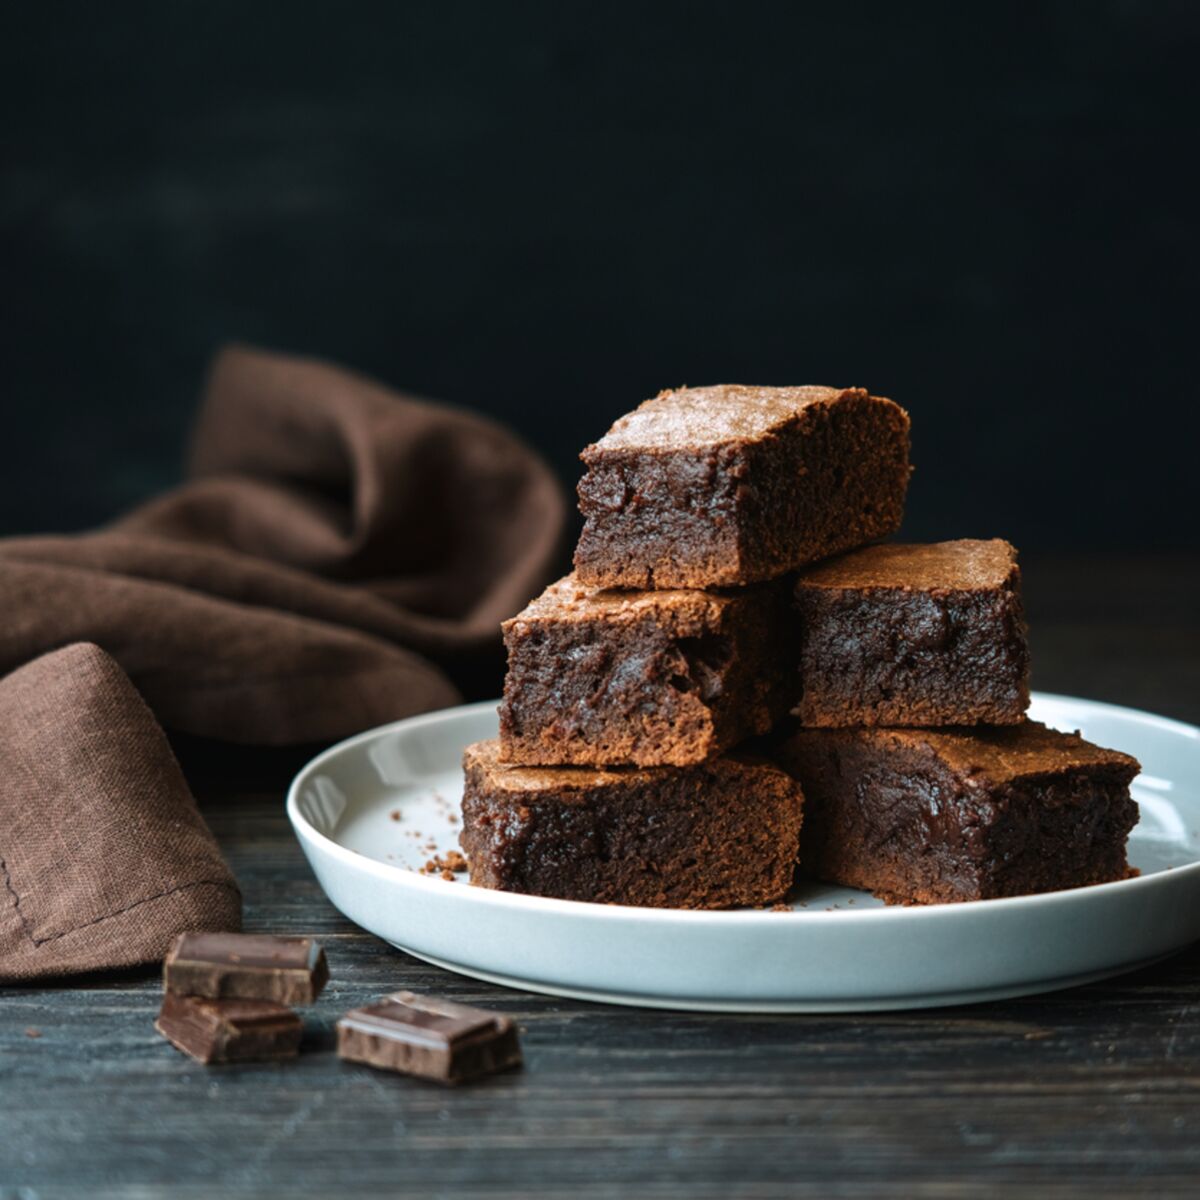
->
[[0, 344, 568, 742], [0, 346, 567, 981], [0, 644, 241, 981]]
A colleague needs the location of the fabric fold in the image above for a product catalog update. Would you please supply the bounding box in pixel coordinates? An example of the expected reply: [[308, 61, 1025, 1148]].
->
[[0, 344, 568, 743]]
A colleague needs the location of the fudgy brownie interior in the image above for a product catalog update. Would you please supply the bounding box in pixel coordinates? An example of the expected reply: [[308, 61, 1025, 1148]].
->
[[575, 384, 911, 589], [775, 722, 1140, 904], [793, 539, 1030, 727], [499, 574, 790, 767], [460, 740, 805, 909]]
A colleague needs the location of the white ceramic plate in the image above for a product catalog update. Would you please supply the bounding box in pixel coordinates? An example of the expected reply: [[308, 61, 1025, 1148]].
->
[[286, 693, 1200, 1012]]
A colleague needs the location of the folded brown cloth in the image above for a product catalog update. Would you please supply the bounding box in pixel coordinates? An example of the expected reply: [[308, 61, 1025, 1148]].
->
[[0, 345, 567, 742], [0, 346, 567, 981], [0, 644, 242, 981]]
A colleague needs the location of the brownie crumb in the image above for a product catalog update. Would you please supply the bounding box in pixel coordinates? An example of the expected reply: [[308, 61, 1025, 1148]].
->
[[771, 902, 791, 913], [389, 809, 402, 822], [421, 850, 470, 877], [440, 870, 455, 882]]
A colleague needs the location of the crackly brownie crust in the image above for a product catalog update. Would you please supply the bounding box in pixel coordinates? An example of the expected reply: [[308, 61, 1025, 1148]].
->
[[774, 722, 1140, 905], [793, 539, 1031, 727], [459, 740, 804, 909], [498, 573, 792, 767], [574, 384, 912, 590]]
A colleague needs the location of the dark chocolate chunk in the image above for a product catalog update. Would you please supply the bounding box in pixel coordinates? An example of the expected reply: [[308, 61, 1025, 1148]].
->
[[337, 991, 522, 1084], [155, 992, 303, 1064], [574, 384, 912, 589], [163, 932, 329, 1004]]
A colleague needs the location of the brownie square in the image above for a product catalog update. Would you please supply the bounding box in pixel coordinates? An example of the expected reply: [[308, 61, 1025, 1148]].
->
[[460, 740, 805, 909], [574, 384, 911, 589], [498, 573, 791, 767], [793, 539, 1031, 727], [774, 721, 1140, 905]]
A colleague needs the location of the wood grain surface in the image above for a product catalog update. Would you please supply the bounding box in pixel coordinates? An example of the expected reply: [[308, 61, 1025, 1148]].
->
[[1, 555, 1197, 1198]]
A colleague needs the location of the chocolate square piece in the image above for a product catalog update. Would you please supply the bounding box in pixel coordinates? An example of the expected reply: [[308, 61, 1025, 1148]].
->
[[155, 993, 303, 1064], [499, 573, 791, 767], [337, 991, 522, 1084], [775, 721, 1140, 905], [574, 384, 911, 589], [163, 932, 329, 1004], [793, 539, 1031, 727], [460, 740, 804, 909]]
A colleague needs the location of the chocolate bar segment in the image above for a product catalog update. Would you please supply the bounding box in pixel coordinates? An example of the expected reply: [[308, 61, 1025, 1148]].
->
[[163, 932, 329, 1004], [155, 992, 303, 1064], [337, 991, 522, 1084]]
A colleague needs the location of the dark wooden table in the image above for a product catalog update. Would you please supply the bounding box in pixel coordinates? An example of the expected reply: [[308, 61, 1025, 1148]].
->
[[2, 555, 1198, 1199]]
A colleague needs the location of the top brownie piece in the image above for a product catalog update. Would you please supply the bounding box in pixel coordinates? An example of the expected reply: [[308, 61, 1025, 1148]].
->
[[793, 539, 1031, 727], [574, 384, 912, 589]]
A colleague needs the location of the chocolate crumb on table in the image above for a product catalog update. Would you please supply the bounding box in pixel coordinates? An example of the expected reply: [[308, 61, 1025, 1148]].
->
[[792, 539, 1030, 727], [459, 739, 804, 909], [775, 721, 1140, 905], [499, 572, 792, 767], [574, 384, 911, 590]]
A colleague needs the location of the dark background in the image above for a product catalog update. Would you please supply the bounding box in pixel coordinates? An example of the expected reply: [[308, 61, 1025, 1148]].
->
[[2, 1, 1197, 550]]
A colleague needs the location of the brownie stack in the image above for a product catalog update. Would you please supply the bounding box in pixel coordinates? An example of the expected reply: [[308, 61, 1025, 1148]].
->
[[777, 539, 1140, 903], [460, 383, 1141, 909]]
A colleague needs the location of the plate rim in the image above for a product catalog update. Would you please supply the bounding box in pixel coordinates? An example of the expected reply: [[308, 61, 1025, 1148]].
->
[[395, 946, 1178, 1013], [285, 690, 1200, 926]]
